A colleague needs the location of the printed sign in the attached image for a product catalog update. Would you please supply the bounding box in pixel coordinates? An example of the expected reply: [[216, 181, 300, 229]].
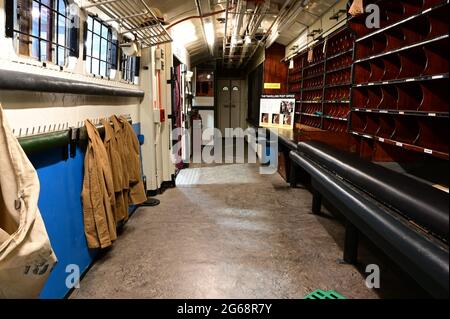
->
[[264, 83, 281, 90], [259, 95, 295, 129]]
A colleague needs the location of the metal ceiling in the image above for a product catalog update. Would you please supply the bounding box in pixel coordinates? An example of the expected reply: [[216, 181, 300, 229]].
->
[[83, 0, 340, 67]]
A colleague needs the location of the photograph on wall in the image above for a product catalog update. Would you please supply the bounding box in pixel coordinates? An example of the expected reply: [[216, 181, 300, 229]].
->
[[259, 95, 295, 129]]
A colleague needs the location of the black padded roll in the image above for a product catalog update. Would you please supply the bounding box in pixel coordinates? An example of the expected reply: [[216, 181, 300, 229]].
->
[[297, 141, 449, 241]]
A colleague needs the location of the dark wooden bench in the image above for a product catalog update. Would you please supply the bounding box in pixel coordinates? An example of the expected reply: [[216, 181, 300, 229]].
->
[[289, 141, 449, 298]]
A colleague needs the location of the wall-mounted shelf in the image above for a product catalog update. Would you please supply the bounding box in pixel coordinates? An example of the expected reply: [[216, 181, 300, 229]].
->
[[351, 130, 449, 160], [352, 108, 449, 118], [83, 0, 172, 47]]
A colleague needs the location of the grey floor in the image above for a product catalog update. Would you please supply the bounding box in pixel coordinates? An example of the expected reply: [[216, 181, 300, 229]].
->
[[70, 160, 428, 299]]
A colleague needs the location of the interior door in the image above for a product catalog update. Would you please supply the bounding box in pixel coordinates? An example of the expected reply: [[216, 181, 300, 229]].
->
[[218, 79, 231, 135], [230, 80, 241, 130], [218, 79, 242, 135]]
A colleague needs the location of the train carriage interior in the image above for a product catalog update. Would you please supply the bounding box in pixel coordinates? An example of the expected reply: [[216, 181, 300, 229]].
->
[[0, 0, 448, 301]]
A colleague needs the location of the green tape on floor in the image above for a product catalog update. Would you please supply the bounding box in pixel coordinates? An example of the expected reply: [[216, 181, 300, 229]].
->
[[304, 289, 346, 299]]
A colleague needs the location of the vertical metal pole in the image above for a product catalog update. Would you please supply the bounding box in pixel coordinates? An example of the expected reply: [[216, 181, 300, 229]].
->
[[312, 189, 322, 214], [343, 220, 359, 264]]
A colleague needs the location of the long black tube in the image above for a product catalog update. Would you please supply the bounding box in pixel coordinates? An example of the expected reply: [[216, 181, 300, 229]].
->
[[0, 69, 145, 98]]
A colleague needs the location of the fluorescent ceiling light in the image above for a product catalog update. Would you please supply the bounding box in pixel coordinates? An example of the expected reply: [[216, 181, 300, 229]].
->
[[231, 35, 238, 46], [204, 21, 215, 46], [171, 21, 198, 46]]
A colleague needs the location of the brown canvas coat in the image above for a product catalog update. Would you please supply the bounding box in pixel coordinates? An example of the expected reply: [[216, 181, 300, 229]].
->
[[81, 120, 117, 249], [101, 119, 128, 223], [119, 115, 147, 205], [110, 116, 147, 207]]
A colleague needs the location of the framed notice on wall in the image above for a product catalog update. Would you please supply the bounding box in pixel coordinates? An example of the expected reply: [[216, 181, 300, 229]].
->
[[259, 95, 296, 129]]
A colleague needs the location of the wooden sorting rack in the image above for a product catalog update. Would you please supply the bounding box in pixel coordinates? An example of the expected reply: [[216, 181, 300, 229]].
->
[[288, 25, 355, 133], [349, 0, 449, 160]]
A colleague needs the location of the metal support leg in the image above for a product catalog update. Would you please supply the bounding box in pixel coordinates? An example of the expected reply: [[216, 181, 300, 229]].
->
[[312, 190, 322, 214], [284, 150, 291, 183], [343, 220, 359, 264], [289, 161, 298, 188]]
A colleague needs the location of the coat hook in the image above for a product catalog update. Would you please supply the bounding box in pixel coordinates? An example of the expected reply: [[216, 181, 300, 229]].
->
[[19, 128, 22, 137]]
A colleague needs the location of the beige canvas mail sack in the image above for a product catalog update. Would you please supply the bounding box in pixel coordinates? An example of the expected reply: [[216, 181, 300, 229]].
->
[[349, 0, 365, 16], [0, 104, 57, 298]]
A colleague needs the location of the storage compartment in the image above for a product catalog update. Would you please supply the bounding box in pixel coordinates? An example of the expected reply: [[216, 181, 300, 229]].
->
[[354, 62, 371, 84], [302, 103, 322, 115], [323, 119, 347, 133], [351, 113, 379, 135], [352, 87, 369, 108], [393, 116, 421, 144], [356, 39, 373, 60], [385, 27, 405, 51], [398, 47, 427, 78], [327, 69, 351, 85], [371, 34, 388, 55], [417, 117, 449, 153], [328, 52, 353, 71], [369, 59, 385, 82], [325, 87, 350, 101], [403, 0, 425, 14], [301, 115, 322, 129], [303, 89, 323, 102], [377, 114, 396, 138], [397, 82, 424, 110], [427, 5, 448, 38], [401, 15, 430, 45], [423, 38, 449, 75], [422, 0, 447, 9], [304, 64, 325, 77], [382, 54, 401, 80], [367, 86, 383, 109], [420, 79, 449, 112], [378, 86, 399, 109], [384, 1, 407, 25], [324, 103, 350, 118]]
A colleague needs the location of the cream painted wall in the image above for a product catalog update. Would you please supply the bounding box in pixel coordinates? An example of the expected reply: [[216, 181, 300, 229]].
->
[[0, 0, 182, 191]]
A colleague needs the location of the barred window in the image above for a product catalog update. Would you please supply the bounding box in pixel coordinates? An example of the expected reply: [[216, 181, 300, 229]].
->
[[85, 15, 118, 77], [13, 0, 71, 66]]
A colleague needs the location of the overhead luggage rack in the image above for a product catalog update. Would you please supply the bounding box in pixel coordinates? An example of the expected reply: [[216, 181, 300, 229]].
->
[[82, 0, 172, 48]]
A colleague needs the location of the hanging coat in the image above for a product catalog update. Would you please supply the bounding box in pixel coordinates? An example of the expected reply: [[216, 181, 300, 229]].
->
[[101, 119, 127, 223], [110, 116, 131, 217], [81, 120, 117, 249], [0, 104, 57, 298], [118, 115, 147, 205]]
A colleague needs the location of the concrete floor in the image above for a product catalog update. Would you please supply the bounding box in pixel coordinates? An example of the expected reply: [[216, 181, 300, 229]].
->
[[70, 161, 428, 299]]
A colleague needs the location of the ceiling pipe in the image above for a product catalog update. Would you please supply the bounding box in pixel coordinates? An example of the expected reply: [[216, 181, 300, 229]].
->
[[242, 0, 295, 68], [222, 0, 230, 60], [238, 0, 269, 67], [228, 0, 246, 66], [195, 0, 214, 57]]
